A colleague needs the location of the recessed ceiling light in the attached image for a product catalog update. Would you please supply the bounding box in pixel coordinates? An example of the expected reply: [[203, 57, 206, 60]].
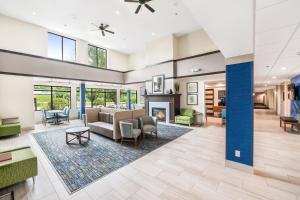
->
[[265, 65, 270, 68], [32, 11, 36, 15], [267, 81, 270, 84], [151, 32, 156, 36], [272, 76, 277, 79], [115, 10, 120, 15], [281, 67, 287, 70], [192, 68, 202, 72]]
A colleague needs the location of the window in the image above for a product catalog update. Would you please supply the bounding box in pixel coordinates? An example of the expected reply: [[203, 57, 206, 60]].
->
[[120, 90, 138, 104], [88, 45, 107, 68], [48, 33, 76, 62], [34, 85, 71, 111], [76, 88, 116, 107]]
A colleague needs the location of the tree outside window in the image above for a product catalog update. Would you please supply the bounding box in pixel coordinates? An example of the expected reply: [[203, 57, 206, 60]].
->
[[88, 45, 107, 69]]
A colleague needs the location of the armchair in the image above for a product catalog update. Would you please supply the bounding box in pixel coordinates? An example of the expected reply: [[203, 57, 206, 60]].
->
[[0, 118, 21, 138], [41, 110, 56, 126], [139, 116, 157, 138], [58, 107, 70, 123], [175, 108, 195, 126], [221, 109, 226, 125], [119, 119, 141, 145]]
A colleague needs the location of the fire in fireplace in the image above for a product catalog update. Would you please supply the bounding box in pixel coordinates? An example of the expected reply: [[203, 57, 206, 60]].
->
[[152, 108, 166, 122]]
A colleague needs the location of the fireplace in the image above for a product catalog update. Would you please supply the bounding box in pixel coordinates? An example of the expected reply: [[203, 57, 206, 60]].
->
[[152, 108, 166, 122]]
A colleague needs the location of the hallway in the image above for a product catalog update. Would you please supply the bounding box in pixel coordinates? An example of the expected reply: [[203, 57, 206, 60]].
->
[[254, 109, 300, 185]]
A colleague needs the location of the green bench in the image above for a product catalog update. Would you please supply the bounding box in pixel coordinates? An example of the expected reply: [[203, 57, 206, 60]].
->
[[0, 146, 38, 191], [0, 118, 21, 138]]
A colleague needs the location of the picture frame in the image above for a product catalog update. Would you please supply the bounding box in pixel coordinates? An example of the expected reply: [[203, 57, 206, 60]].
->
[[187, 82, 198, 93], [187, 94, 198, 105], [152, 75, 165, 94], [140, 86, 146, 104]]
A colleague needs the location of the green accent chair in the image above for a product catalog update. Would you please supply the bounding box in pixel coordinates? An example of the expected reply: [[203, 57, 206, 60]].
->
[[175, 108, 195, 126], [0, 122, 21, 138], [0, 146, 38, 189]]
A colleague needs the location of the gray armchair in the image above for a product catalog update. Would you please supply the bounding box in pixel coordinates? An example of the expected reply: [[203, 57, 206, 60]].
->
[[119, 119, 141, 146], [140, 116, 157, 138], [58, 107, 70, 123]]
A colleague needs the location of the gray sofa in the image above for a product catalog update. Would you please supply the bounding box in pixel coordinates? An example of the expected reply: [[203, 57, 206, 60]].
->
[[86, 107, 145, 141]]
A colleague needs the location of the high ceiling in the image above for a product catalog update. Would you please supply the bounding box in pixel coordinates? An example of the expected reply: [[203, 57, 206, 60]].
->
[[0, 0, 200, 54], [255, 0, 300, 87]]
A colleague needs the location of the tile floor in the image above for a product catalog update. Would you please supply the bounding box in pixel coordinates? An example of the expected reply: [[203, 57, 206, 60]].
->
[[0, 110, 299, 200]]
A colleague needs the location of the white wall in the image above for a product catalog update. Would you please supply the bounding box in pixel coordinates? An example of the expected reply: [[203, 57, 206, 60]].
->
[[0, 14, 129, 71], [176, 29, 218, 59], [0, 74, 34, 129]]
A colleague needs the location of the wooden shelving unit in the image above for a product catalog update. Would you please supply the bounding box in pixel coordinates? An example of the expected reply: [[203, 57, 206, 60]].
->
[[205, 89, 214, 116]]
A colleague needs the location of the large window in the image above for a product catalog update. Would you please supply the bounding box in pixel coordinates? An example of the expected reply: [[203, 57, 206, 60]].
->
[[120, 90, 137, 104], [48, 33, 76, 62], [34, 85, 71, 111], [76, 88, 116, 107], [88, 45, 107, 68]]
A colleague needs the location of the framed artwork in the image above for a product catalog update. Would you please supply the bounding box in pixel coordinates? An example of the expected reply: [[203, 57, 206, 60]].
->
[[152, 75, 165, 94], [187, 82, 198, 93], [140, 86, 146, 104], [187, 94, 198, 105]]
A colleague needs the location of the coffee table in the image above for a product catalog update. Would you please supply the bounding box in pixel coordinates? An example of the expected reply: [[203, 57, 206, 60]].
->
[[66, 127, 90, 145], [280, 116, 298, 132]]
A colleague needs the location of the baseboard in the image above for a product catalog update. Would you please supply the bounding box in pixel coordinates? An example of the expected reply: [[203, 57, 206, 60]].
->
[[225, 160, 254, 174], [254, 168, 300, 185]]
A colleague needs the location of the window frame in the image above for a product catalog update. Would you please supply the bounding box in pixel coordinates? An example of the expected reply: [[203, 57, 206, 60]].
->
[[76, 87, 116, 108], [34, 85, 71, 111], [120, 90, 138, 104], [88, 44, 107, 69], [48, 32, 77, 62]]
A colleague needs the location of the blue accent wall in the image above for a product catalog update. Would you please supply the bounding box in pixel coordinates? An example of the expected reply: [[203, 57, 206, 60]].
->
[[80, 82, 86, 119], [127, 90, 132, 110], [226, 61, 254, 166]]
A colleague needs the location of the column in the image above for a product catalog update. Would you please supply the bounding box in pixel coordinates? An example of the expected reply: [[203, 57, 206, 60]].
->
[[226, 54, 254, 171], [127, 90, 131, 110], [80, 82, 86, 119]]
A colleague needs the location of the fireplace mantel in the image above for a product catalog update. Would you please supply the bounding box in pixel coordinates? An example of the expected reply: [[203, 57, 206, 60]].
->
[[144, 94, 181, 123]]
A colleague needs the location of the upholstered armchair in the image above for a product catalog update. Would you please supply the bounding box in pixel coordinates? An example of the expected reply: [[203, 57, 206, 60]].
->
[[119, 119, 141, 145], [58, 107, 70, 123], [175, 108, 195, 126], [41, 110, 56, 126], [140, 116, 157, 138]]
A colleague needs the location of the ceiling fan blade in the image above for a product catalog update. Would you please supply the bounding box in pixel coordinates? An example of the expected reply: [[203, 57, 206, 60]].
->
[[145, 4, 155, 13], [91, 23, 99, 28], [104, 30, 115, 34], [101, 31, 105, 36], [103, 24, 109, 29], [124, 0, 139, 3], [135, 4, 142, 14]]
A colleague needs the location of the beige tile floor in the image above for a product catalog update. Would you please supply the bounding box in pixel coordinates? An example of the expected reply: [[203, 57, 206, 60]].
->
[[0, 112, 299, 200]]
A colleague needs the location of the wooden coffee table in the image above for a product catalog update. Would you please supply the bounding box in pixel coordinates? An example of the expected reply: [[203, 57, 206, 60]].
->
[[280, 116, 298, 132], [66, 127, 90, 145]]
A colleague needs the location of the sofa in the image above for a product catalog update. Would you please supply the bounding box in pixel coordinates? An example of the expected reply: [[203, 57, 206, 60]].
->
[[0, 146, 38, 189], [86, 108, 145, 141], [0, 119, 21, 138], [175, 108, 195, 126]]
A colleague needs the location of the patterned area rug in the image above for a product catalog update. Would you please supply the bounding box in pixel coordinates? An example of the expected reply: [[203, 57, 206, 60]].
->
[[33, 124, 192, 193]]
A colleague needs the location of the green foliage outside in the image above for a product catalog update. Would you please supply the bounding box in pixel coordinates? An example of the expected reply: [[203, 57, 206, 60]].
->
[[88, 45, 107, 69]]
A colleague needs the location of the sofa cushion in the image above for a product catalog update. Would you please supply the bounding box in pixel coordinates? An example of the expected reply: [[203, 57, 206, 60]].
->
[[180, 108, 195, 118], [109, 114, 114, 124], [98, 112, 110, 123], [176, 116, 191, 121], [88, 121, 114, 139]]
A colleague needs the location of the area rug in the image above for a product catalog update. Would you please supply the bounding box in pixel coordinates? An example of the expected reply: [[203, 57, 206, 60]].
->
[[33, 124, 192, 193]]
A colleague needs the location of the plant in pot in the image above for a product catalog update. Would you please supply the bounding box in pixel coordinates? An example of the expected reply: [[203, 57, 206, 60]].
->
[[174, 83, 180, 94]]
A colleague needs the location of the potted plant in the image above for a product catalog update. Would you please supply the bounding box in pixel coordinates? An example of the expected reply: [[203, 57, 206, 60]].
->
[[174, 83, 180, 94]]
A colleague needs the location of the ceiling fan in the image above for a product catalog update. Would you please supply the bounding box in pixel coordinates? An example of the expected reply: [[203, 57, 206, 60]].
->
[[125, 0, 155, 14], [90, 23, 115, 37]]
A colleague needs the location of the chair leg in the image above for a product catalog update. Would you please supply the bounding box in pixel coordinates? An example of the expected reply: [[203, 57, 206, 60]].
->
[[121, 138, 123, 144], [134, 138, 138, 146], [32, 176, 35, 184]]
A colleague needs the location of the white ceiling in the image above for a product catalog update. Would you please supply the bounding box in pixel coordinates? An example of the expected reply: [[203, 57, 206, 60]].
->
[[255, 0, 300, 86], [181, 0, 254, 58], [0, 0, 200, 54]]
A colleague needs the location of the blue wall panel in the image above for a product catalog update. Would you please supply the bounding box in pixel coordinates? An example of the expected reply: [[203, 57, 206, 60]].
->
[[226, 61, 253, 166], [80, 82, 86, 119]]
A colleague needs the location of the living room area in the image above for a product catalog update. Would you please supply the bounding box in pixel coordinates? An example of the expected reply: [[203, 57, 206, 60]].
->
[[1, 0, 300, 200]]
